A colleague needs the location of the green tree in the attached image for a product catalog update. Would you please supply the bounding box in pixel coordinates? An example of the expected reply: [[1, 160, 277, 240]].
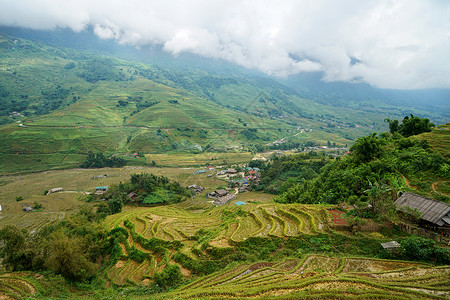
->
[[44, 231, 96, 281], [350, 133, 382, 163], [398, 114, 434, 137], [364, 180, 393, 218], [384, 118, 400, 134], [108, 197, 123, 214], [0, 225, 35, 271]]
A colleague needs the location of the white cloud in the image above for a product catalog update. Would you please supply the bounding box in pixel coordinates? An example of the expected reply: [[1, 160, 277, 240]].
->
[[0, 0, 449, 89]]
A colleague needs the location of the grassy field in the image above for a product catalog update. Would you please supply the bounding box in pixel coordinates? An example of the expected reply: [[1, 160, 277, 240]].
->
[[419, 123, 450, 159], [146, 151, 253, 167], [0, 166, 229, 230]]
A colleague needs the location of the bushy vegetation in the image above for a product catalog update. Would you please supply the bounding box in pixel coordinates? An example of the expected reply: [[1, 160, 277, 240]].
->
[[0, 208, 106, 282], [105, 173, 190, 208], [254, 151, 329, 194], [78, 59, 124, 83], [386, 114, 434, 137], [383, 235, 450, 264], [273, 119, 449, 213], [80, 152, 126, 168], [153, 264, 182, 289]]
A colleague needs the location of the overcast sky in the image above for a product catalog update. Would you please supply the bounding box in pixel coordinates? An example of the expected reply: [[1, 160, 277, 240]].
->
[[1, 0, 449, 89]]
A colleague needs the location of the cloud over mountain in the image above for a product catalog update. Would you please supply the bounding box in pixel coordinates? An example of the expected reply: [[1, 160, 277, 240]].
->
[[1, 0, 449, 89]]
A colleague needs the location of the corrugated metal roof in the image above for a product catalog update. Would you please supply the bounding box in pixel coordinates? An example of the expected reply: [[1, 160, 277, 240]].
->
[[394, 192, 450, 226], [381, 241, 400, 249]]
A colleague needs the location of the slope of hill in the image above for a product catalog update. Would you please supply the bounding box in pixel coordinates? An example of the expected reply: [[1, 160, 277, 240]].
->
[[0, 32, 397, 174]]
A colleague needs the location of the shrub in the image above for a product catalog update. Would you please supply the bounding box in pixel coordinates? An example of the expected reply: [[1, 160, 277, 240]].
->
[[153, 264, 182, 289]]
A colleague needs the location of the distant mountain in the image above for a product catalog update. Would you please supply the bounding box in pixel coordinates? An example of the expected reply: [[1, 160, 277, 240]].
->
[[3, 25, 447, 122], [280, 73, 449, 122]]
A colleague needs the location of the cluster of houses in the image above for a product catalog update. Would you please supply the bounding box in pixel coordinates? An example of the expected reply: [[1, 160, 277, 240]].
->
[[227, 167, 261, 191], [9, 111, 24, 118], [191, 166, 262, 206]]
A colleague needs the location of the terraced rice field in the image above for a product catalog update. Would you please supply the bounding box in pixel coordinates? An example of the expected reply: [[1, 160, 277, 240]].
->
[[101, 202, 333, 285], [161, 256, 450, 299], [0, 273, 39, 299]]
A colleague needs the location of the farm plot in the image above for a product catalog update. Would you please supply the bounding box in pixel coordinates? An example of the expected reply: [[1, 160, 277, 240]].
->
[[0, 273, 38, 299], [229, 204, 329, 241], [163, 255, 448, 299], [97, 202, 371, 288]]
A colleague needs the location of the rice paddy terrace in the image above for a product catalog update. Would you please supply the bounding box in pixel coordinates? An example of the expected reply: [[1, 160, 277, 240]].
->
[[96, 200, 450, 299], [0, 273, 39, 299], [161, 256, 450, 299], [100, 201, 329, 285]]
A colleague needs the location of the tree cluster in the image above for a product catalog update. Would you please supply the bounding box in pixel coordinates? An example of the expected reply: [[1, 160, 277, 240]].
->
[[0, 208, 107, 282], [385, 114, 434, 137], [105, 173, 190, 208], [256, 151, 327, 194], [273, 116, 448, 219], [80, 152, 126, 168], [78, 59, 124, 83]]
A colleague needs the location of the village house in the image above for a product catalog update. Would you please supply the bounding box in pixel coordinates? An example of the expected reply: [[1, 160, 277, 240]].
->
[[47, 187, 63, 195], [394, 192, 450, 233], [209, 189, 229, 198], [95, 186, 108, 195], [188, 184, 204, 194], [226, 168, 237, 174], [127, 192, 138, 201], [248, 170, 257, 176]]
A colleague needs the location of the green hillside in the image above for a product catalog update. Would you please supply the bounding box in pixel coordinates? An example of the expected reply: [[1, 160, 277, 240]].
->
[[0, 32, 418, 175]]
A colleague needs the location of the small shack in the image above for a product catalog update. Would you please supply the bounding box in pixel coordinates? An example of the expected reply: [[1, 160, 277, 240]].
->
[[0, 204, 2, 212], [235, 201, 246, 206], [23, 206, 33, 212], [127, 192, 137, 200], [47, 187, 63, 195], [92, 175, 108, 179], [381, 241, 401, 252], [394, 192, 450, 232], [226, 168, 237, 174], [95, 186, 108, 195]]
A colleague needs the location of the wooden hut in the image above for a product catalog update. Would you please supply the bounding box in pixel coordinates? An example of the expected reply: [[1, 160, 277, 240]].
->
[[394, 192, 450, 232]]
